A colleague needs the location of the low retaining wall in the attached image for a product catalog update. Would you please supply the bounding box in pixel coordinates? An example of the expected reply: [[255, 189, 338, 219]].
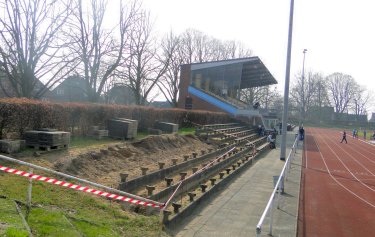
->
[[164, 144, 270, 227], [118, 145, 235, 192], [151, 146, 251, 202]]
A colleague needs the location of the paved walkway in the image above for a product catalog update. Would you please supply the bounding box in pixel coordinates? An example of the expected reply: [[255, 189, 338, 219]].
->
[[170, 131, 303, 237]]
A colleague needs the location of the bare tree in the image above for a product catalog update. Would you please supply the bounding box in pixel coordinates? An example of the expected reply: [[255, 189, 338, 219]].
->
[[120, 11, 170, 105], [351, 86, 372, 116], [193, 30, 210, 63], [291, 71, 329, 121], [326, 72, 358, 113], [312, 74, 330, 108], [240, 86, 279, 109], [180, 28, 215, 63], [157, 31, 182, 107], [179, 29, 253, 64], [154, 29, 254, 107], [67, 0, 138, 102], [180, 29, 196, 64], [156, 30, 253, 107], [219, 40, 253, 60], [308, 73, 330, 121], [0, 0, 74, 98], [270, 92, 284, 115]]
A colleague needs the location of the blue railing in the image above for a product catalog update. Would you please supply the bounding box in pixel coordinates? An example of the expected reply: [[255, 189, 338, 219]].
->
[[188, 86, 237, 114]]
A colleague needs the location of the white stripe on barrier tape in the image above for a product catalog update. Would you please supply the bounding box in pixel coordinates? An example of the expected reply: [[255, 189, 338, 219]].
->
[[0, 165, 163, 209]]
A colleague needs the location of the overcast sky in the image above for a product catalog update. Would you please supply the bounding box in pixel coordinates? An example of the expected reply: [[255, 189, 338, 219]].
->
[[135, 0, 375, 113], [106, 0, 374, 113]]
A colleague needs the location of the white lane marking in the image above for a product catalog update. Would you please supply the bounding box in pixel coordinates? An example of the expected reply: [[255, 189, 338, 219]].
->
[[310, 128, 375, 208]]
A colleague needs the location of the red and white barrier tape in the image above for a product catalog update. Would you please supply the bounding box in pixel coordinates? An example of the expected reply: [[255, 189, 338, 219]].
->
[[0, 165, 163, 209]]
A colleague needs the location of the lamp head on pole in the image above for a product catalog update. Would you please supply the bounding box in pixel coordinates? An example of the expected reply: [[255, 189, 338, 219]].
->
[[303, 49, 307, 54]]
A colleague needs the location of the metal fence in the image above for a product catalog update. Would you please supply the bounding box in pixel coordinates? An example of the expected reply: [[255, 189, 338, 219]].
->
[[255, 136, 299, 237]]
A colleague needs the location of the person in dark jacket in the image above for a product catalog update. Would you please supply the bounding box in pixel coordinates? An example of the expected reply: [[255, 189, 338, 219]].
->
[[340, 130, 347, 143], [299, 126, 305, 140]]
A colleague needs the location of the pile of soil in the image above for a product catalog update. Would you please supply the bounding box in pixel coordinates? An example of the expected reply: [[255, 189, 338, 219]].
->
[[53, 134, 212, 187]]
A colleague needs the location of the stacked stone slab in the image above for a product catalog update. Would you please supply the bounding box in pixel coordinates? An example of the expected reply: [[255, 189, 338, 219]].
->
[[23, 131, 40, 146], [117, 118, 138, 138], [91, 130, 109, 139], [155, 122, 178, 134], [108, 118, 138, 139], [90, 126, 109, 139], [0, 140, 25, 154], [24, 130, 70, 148]]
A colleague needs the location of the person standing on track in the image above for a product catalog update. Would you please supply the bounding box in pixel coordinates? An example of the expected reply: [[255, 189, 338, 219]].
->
[[341, 130, 347, 143]]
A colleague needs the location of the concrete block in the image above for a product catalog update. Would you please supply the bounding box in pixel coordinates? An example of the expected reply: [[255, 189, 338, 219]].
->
[[140, 167, 149, 175], [188, 192, 196, 202], [0, 140, 21, 154], [146, 185, 156, 196], [200, 184, 208, 192], [108, 118, 138, 139], [165, 177, 173, 187], [158, 162, 165, 170], [120, 173, 129, 182], [154, 121, 178, 134], [172, 202, 182, 213]]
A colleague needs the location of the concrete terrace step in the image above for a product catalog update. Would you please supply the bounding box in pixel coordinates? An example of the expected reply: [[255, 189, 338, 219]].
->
[[170, 131, 302, 237]]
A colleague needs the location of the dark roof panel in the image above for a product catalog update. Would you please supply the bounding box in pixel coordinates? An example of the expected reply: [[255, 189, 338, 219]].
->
[[240, 58, 277, 88], [189, 57, 277, 88]]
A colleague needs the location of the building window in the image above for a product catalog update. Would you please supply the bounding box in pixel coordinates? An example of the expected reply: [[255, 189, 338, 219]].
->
[[57, 89, 64, 95]]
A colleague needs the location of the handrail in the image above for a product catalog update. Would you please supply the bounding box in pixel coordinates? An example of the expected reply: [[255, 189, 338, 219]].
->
[[0, 154, 163, 207], [255, 136, 298, 236]]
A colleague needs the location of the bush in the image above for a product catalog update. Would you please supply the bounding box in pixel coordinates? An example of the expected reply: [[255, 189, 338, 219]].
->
[[0, 98, 233, 139]]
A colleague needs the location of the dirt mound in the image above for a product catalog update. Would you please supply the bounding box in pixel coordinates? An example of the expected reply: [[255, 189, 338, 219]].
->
[[54, 134, 211, 186], [132, 134, 195, 152]]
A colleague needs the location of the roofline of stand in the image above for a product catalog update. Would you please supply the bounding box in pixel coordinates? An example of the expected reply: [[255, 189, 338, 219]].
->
[[181, 56, 260, 67]]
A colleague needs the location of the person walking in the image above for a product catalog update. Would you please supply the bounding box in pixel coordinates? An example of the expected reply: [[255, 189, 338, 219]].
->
[[299, 126, 305, 140], [341, 130, 347, 143], [364, 129, 367, 140]]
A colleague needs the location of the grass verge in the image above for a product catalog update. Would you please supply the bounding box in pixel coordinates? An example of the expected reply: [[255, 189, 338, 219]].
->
[[178, 127, 195, 136], [0, 172, 168, 237]]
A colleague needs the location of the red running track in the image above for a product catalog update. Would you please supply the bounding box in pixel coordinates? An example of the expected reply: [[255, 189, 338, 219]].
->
[[297, 127, 375, 237]]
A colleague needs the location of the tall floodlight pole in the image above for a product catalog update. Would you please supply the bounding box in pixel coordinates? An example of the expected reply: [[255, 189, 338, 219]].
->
[[300, 49, 307, 125], [280, 0, 295, 160]]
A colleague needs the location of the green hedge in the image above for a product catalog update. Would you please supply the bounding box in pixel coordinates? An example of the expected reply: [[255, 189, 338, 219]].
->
[[0, 98, 233, 138]]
